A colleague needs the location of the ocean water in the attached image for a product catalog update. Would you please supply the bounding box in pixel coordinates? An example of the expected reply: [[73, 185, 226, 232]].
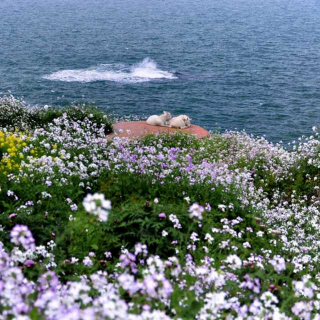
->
[[1, 0, 320, 143]]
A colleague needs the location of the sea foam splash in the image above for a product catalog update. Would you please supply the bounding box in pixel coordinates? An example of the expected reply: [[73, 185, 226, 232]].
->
[[43, 58, 177, 83]]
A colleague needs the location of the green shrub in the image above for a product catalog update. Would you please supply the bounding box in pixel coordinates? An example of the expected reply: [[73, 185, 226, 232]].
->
[[0, 96, 113, 134]]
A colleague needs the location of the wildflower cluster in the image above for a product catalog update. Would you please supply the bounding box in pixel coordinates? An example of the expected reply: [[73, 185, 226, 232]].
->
[[0, 95, 113, 133], [0, 130, 29, 173], [1, 98, 320, 318]]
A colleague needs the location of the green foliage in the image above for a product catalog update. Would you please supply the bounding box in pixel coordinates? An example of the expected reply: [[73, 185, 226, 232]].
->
[[0, 96, 113, 134], [33, 105, 113, 134]]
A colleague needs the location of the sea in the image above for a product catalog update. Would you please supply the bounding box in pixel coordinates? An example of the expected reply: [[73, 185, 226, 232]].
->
[[1, 0, 320, 144]]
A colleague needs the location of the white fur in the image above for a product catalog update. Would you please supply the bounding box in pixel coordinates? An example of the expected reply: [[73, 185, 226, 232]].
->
[[147, 111, 172, 126], [168, 115, 191, 129]]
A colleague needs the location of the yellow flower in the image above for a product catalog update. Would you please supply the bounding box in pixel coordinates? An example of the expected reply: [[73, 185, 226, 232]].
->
[[0, 130, 41, 175]]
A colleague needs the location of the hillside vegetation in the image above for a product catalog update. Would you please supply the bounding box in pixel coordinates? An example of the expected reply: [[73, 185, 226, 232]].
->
[[0, 96, 320, 319]]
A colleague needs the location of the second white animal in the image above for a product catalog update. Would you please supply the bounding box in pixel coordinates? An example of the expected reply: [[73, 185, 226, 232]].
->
[[168, 115, 191, 129]]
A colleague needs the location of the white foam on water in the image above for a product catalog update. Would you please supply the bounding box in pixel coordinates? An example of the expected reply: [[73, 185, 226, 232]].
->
[[43, 58, 177, 83], [130, 58, 176, 80]]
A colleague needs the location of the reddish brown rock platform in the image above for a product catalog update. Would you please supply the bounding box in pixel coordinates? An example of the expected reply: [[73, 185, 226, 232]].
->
[[107, 121, 210, 140]]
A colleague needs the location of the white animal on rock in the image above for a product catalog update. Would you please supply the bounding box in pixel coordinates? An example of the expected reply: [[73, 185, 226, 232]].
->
[[146, 111, 172, 126], [168, 115, 192, 129]]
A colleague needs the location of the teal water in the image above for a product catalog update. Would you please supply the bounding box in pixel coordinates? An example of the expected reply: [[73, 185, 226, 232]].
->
[[1, 0, 320, 143]]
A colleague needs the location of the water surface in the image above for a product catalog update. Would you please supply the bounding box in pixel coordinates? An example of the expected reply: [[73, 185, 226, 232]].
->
[[1, 0, 320, 143]]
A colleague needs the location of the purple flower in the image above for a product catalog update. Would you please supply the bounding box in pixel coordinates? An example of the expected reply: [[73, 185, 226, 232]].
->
[[83, 256, 93, 267], [10, 225, 35, 250], [24, 260, 36, 267], [38, 271, 59, 291], [104, 251, 112, 259], [70, 204, 78, 211], [158, 213, 166, 219], [135, 243, 148, 257], [120, 252, 138, 274], [0, 251, 10, 271], [45, 180, 52, 186], [240, 274, 261, 294], [189, 203, 204, 220], [270, 256, 286, 274], [143, 275, 158, 297]]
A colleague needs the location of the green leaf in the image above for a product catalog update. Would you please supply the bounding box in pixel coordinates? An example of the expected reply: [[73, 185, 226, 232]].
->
[[91, 244, 99, 250]]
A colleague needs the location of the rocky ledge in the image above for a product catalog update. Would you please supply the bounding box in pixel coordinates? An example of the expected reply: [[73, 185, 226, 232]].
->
[[107, 121, 210, 140]]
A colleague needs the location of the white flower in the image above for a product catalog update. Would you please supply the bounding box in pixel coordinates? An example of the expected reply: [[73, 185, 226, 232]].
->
[[82, 193, 111, 222], [225, 254, 242, 270], [205, 233, 214, 244], [190, 232, 199, 242], [243, 242, 251, 248], [71, 257, 79, 264], [218, 204, 226, 212], [293, 275, 317, 298], [169, 214, 182, 229], [261, 292, 279, 308], [162, 230, 168, 237]]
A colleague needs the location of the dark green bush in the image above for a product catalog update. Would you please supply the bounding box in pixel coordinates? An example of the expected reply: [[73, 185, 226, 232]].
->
[[0, 96, 113, 134]]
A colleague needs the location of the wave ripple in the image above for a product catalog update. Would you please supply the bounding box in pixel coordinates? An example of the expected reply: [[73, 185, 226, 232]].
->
[[43, 58, 177, 83]]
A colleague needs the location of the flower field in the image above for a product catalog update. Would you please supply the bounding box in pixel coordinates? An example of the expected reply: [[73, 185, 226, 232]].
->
[[1, 96, 320, 319]]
